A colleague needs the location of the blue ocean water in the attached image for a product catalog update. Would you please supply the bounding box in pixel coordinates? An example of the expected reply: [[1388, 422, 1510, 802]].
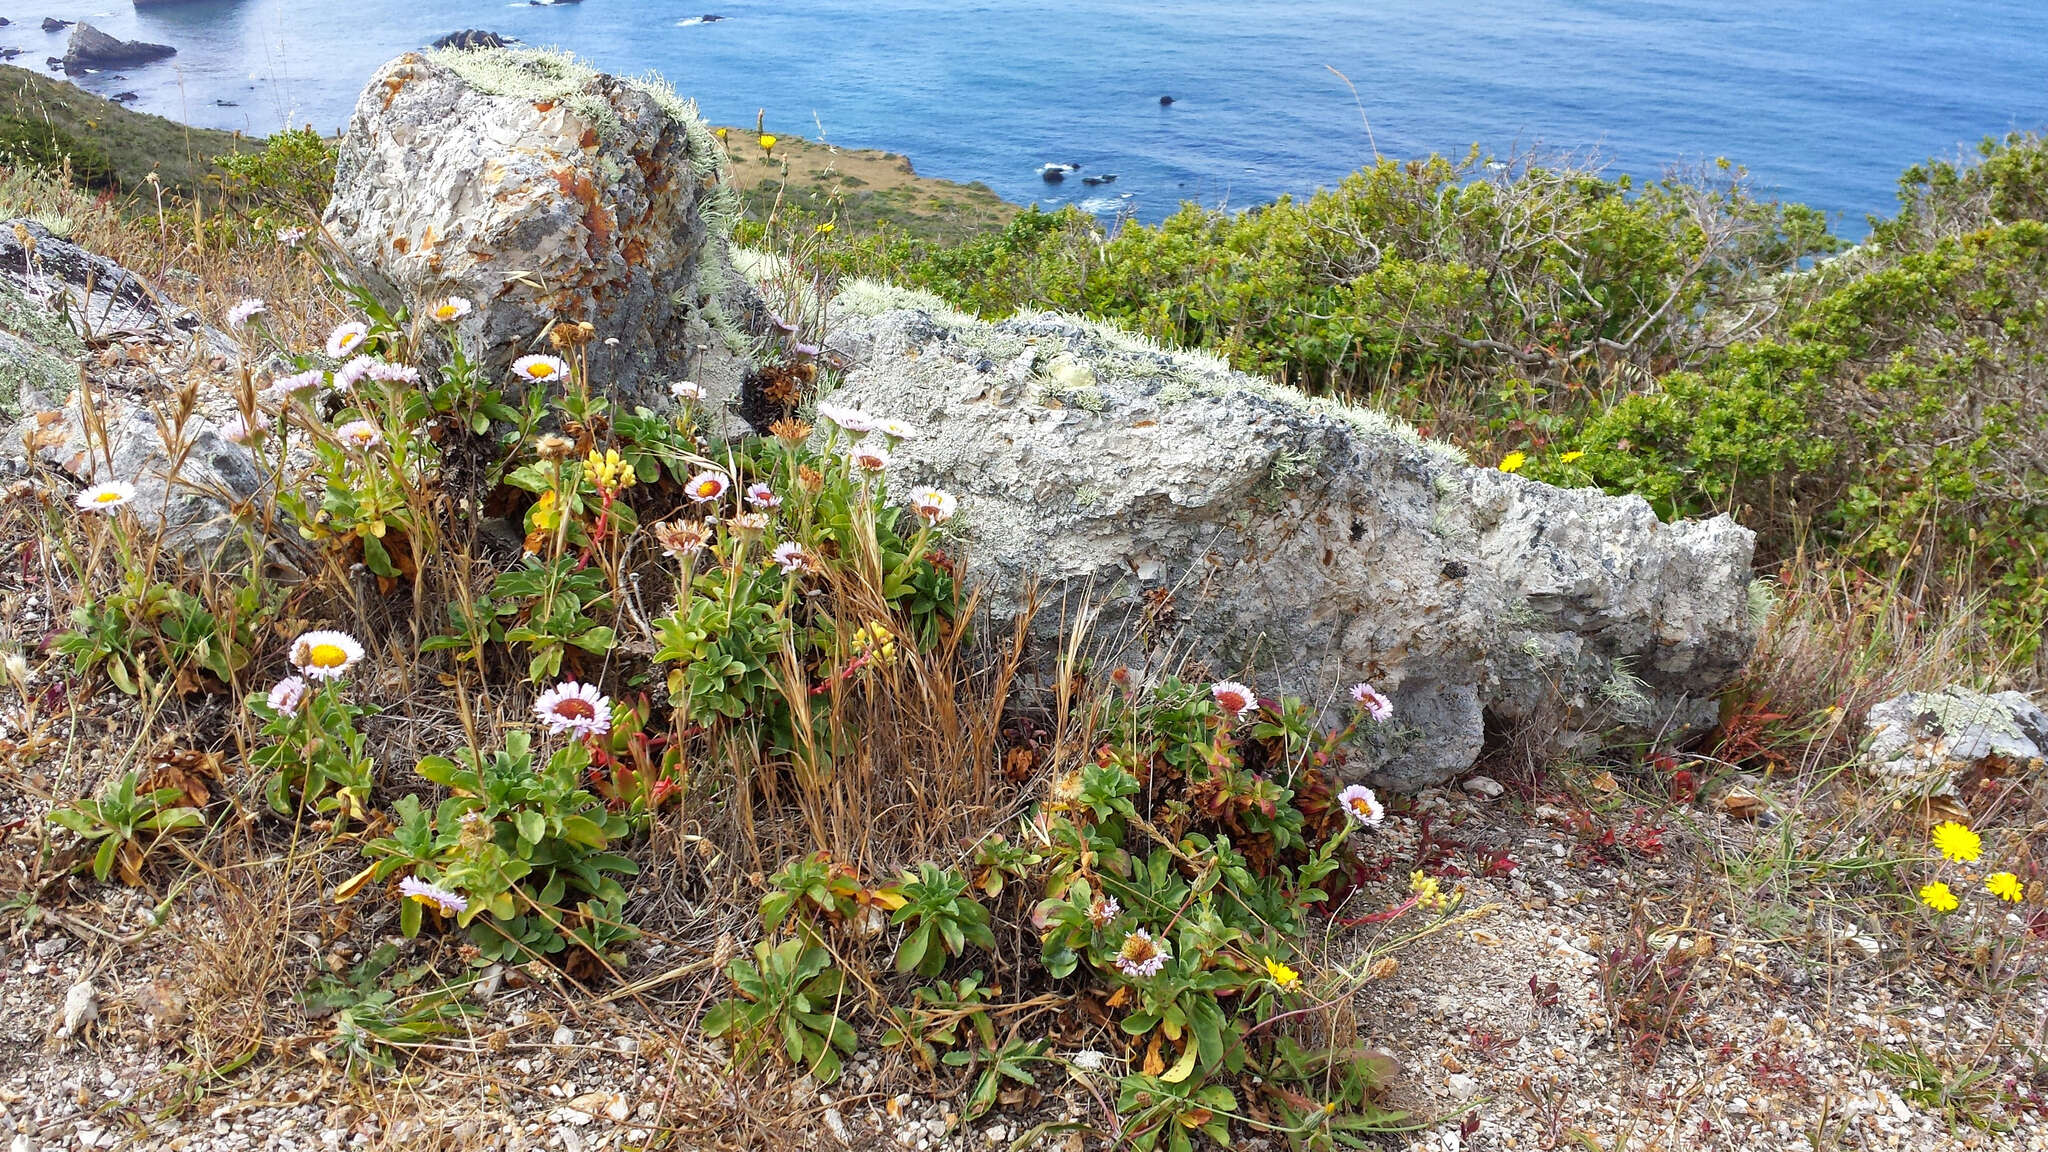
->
[[3, 0, 2046, 231]]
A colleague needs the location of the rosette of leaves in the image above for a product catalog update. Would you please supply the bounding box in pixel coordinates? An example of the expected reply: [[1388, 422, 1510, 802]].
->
[[703, 939, 858, 1082]]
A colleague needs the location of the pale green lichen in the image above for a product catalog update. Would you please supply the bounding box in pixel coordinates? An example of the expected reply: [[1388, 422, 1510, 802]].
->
[[1597, 657, 1653, 719], [830, 277, 972, 325], [1746, 578, 1779, 631], [0, 278, 84, 418]]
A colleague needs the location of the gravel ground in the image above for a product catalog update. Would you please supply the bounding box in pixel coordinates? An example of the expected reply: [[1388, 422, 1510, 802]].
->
[[4, 772, 2044, 1152]]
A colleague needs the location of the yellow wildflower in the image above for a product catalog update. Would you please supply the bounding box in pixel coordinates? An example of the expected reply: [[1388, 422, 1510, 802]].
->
[[584, 448, 636, 495], [1919, 881, 1959, 912], [1498, 451, 1526, 473], [1263, 957, 1300, 987], [1930, 821, 1982, 864], [850, 621, 898, 667], [816, 222, 836, 234], [1986, 872, 2025, 903], [759, 134, 778, 152], [1560, 450, 1585, 463]]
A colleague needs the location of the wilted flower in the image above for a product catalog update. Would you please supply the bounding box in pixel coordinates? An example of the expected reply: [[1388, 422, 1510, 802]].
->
[[684, 470, 731, 503], [1350, 682, 1392, 722], [225, 298, 265, 330], [335, 420, 383, 451], [1919, 880, 1959, 913], [429, 296, 472, 323], [848, 444, 891, 473], [221, 412, 270, 445], [512, 354, 570, 384], [817, 403, 875, 434], [769, 417, 813, 446], [326, 321, 368, 359], [727, 511, 770, 536], [1931, 821, 1983, 864], [533, 434, 576, 461], [1336, 784, 1385, 827], [1210, 680, 1256, 720], [771, 541, 810, 574], [671, 380, 704, 402], [74, 480, 137, 512], [533, 680, 613, 738], [291, 630, 365, 681], [745, 482, 782, 510], [399, 875, 468, 917], [1113, 928, 1170, 978], [266, 675, 308, 717], [276, 226, 307, 248], [1087, 894, 1121, 927], [909, 487, 957, 523], [654, 518, 713, 558]]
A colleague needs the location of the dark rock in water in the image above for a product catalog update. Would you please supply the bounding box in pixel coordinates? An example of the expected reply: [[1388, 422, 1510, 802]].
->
[[429, 29, 516, 50], [0, 17, 10, 26], [64, 23, 175, 72], [700, 13, 724, 20], [44, 56, 62, 70], [110, 91, 139, 103], [41, 17, 72, 31], [1159, 95, 1175, 105], [0, 48, 21, 60], [214, 98, 237, 107], [1082, 174, 1119, 186]]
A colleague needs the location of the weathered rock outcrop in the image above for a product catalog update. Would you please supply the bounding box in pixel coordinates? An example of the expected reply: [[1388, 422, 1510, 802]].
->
[[323, 49, 758, 408], [1863, 685, 2047, 783], [0, 220, 277, 570], [816, 294, 1762, 789], [63, 23, 175, 71]]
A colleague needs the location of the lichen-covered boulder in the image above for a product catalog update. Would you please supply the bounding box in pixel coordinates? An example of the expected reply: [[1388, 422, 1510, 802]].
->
[[816, 289, 1762, 789], [323, 49, 757, 407], [1863, 685, 2048, 783]]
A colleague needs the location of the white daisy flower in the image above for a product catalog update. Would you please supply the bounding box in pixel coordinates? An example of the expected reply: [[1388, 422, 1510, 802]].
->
[[670, 380, 704, 401], [335, 356, 377, 390], [1336, 784, 1385, 827], [334, 420, 383, 451], [291, 630, 365, 681], [848, 444, 891, 473], [1210, 680, 1257, 720], [771, 541, 810, 575], [428, 296, 472, 323], [745, 482, 781, 510], [368, 361, 421, 384], [875, 418, 919, 441], [326, 321, 369, 359], [399, 875, 468, 916], [533, 680, 613, 738], [684, 471, 731, 503], [221, 412, 270, 444], [225, 298, 265, 330], [266, 675, 308, 717], [512, 354, 570, 384], [264, 369, 325, 401], [74, 480, 137, 512], [909, 487, 956, 523], [1350, 682, 1393, 723], [817, 402, 876, 434]]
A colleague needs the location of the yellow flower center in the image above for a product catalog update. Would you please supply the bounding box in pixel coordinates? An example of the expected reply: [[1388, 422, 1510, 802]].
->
[[1349, 797, 1372, 816], [93, 491, 122, 504], [529, 363, 556, 379], [308, 643, 350, 668], [435, 305, 457, 320]]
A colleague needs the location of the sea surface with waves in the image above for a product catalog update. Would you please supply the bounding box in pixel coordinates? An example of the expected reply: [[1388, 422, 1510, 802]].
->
[[3, 0, 2047, 230]]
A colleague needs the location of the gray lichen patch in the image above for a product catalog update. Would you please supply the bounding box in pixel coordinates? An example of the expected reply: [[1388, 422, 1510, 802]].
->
[[0, 277, 84, 418]]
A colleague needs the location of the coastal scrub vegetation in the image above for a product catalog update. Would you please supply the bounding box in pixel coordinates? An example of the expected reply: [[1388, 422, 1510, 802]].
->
[[818, 139, 2048, 668], [2, 86, 2047, 1148]]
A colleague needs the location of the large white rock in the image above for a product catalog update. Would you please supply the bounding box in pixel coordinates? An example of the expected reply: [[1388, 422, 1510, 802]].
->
[[816, 292, 1762, 789], [324, 49, 758, 406]]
